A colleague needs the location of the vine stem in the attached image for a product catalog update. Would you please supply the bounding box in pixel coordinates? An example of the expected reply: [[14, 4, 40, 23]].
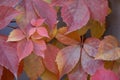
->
[[80, 35, 84, 61]]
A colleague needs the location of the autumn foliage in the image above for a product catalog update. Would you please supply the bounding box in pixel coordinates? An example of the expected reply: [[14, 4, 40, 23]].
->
[[0, 0, 120, 80]]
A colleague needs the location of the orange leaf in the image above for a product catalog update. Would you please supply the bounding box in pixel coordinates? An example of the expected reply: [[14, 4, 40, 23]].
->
[[7, 29, 25, 41], [31, 18, 45, 27], [95, 35, 120, 60], [56, 45, 80, 78], [31, 32, 43, 40], [56, 33, 79, 46]]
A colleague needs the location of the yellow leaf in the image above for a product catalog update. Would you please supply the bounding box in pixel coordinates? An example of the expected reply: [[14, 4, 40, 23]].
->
[[24, 53, 45, 80], [90, 20, 106, 38], [41, 70, 58, 80], [77, 25, 90, 36], [46, 27, 58, 42], [43, 0, 51, 3]]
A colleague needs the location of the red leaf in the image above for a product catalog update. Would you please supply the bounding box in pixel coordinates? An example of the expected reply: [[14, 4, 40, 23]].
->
[[33, 40, 46, 58], [61, 0, 90, 33], [1, 68, 14, 80], [28, 26, 49, 38], [16, 0, 37, 29], [84, 38, 100, 57], [91, 67, 119, 80], [85, 0, 109, 23], [68, 64, 87, 80], [28, 27, 36, 37], [0, 6, 19, 30], [17, 39, 33, 61], [81, 49, 103, 75], [31, 18, 45, 27], [16, 0, 56, 30], [44, 44, 59, 75], [79, 38, 103, 75], [0, 0, 19, 7], [56, 45, 80, 77], [36, 27, 49, 38], [17, 61, 24, 77], [0, 35, 19, 78], [52, 0, 109, 33], [32, 0, 57, 29], [0, 66, 3, 80]]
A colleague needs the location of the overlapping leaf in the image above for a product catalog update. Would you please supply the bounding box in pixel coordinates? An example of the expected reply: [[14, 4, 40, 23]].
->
[[33, 40, 46, 58], [1, 68, 14, 80], [81, 49, 103, 75], [80, 38, 103, 75], [55, 27, 80, 46], [16, 0, 56, 30], [7, 29, 25, 41], [68, 64, 87, 80], [56, 37, 104, 78], [0, 6, 19, 30], [17, 39, 33, 61], [91, 67, 119, 80], [24, 53, 45, 80], [95, 35, 120, 60], [56, 45, 80, 77], [43, 44, 59, 75], [85, 0, 109, 23], [52, 0, 109, 33], [8, 22, 49, 61], [41, 69, 58, 80], [53, 0, 90, 33], [0, 35, 19, 78], [89, 20, 106, 38]]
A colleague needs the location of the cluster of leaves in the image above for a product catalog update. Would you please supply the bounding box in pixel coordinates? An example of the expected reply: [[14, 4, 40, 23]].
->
[[0, 0, 120, 80]]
